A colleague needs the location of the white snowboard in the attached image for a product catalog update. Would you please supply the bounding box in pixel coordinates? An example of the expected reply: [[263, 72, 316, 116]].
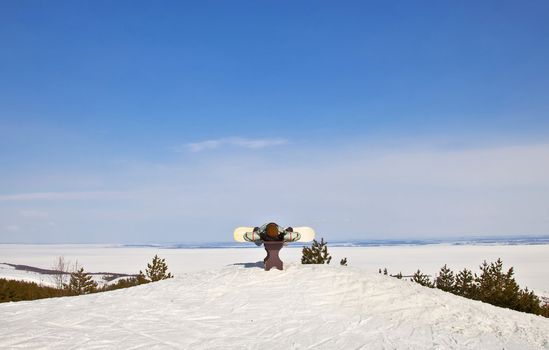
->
[[233, 226, 315, 243], [233, 227, 255, 243], [292, 227, 316, 242]]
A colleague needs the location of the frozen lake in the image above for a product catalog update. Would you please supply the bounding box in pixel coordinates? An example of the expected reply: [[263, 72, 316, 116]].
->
[[1, 243, 548, 297]]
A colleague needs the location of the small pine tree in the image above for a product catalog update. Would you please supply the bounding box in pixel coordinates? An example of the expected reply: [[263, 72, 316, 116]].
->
[[145, 255, 173, 282], [136, 270, 149, 284], [101, 277, 143, 291], [454, 268, 476, 298], [516, 287, 542, 314], [340, 258, 348, 266], [412, 269, 433, 288], [301, 238, 332, 264], [379, 267, 390, 275], [541, 302, 549, 318], [67, 267, 98, 295], [0, 281, 18, 302], [435, 264, 455, 293], [475, 258, 520, 309]]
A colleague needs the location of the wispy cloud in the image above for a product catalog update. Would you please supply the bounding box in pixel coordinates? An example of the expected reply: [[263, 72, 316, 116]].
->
[[0, 191, 127, 201], [2, 140, 549, 242], [179, 137, 288, 152], [19, 210, 49, 219], [4, 225, 20, 232]]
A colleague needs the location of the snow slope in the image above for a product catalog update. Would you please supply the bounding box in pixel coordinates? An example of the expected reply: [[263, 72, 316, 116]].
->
[[1, 264, 548, 349]]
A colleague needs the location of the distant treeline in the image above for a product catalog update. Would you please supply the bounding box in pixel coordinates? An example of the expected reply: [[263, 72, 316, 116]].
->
[[380, 258, 549, 318], [1, 279, 67, 302], [0, 275, 151, 303]]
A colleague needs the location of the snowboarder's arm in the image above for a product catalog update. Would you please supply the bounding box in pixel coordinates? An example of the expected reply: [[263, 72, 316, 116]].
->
[[243, 231, 262, 243], [282, 231, 301, 242]]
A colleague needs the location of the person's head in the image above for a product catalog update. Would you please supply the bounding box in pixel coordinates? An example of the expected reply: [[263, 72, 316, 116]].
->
[[266, 222, 279, 239]]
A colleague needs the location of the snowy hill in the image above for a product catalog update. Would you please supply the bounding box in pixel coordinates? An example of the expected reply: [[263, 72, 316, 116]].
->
[[1, 264, 548, 349]]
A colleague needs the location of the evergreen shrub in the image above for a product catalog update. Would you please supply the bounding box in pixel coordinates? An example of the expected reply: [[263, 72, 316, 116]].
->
[[301, 238, 332, 264]]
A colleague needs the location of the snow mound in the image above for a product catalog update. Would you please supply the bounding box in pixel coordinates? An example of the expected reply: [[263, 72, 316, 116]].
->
[[1, 264, 548, 349]]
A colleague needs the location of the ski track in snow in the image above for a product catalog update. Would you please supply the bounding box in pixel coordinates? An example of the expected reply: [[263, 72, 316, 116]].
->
[[1, 264, 548, 349]]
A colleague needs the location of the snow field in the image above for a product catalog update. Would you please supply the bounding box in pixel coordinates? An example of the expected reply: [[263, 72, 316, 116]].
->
[[1, 244, 548, 297], [1, 264, 548, 349]]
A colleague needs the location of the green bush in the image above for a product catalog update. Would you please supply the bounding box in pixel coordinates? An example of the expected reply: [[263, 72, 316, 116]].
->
[[454, 268, 476, 298], [473, 259, 542, 314], [143, 255, 173, 282], [67, 267, 98, 295], [101, 277, 142, 291], [301, 238, 332, 264], [435, 264, 455, 293], [0, 278, 69, 303], [412, 270, 434, 288]]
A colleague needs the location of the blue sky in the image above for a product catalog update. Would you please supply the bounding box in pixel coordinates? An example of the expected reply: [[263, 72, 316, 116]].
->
[[1, 1, 548, 243]]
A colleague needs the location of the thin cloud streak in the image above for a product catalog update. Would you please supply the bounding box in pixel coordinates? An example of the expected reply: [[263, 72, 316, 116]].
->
[[19, 210, 49, 219], [182, 137, 288, 152], [0, 191, 129, 202]]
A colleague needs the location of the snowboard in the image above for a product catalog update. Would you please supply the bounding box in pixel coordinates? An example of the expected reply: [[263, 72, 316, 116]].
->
[[233, 226, 315, 243], [233, 227, 255, 243]]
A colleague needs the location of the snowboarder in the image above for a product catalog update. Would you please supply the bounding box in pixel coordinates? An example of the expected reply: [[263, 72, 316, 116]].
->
[[233, 223, 315, 270], [243, 222, 301, 245]]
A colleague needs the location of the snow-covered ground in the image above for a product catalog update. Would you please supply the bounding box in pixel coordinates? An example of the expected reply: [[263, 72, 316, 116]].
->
[[1, 264, 548, 349], [1, 243, 548, 297]]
